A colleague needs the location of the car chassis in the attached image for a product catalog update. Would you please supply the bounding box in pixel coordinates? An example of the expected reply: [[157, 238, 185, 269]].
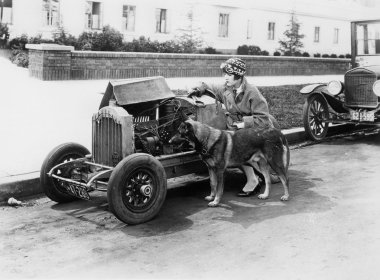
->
[[41, 76, 226, 225]]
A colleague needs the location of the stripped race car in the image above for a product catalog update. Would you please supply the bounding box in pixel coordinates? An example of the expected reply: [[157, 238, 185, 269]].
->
[[301, 19, 380, 141], [40, 76, 226, 225]]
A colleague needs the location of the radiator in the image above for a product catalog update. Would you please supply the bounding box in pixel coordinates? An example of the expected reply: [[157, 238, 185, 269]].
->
[[92, 112, 123, 167], [345, 68, 378, 108]]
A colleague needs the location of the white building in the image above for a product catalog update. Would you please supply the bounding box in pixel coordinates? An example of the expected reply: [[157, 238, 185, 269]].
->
[[1, 0, 379, 55]]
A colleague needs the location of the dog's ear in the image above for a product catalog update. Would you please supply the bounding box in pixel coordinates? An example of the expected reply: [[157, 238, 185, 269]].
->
[[179, 109, 190, 122], [184, 120, 194, 134]]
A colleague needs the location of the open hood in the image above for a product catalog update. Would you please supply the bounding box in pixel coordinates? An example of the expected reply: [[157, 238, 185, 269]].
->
[[101, 76, 175, 109]]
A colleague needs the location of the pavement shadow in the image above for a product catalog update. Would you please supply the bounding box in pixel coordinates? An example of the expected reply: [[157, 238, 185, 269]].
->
[[212, 169, 335, 228], [323, 130, 380, 146], [50, 168, 333, 236]]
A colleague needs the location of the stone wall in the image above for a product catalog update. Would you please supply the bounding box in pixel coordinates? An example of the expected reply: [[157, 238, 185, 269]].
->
[[26, 44, 350, 81]]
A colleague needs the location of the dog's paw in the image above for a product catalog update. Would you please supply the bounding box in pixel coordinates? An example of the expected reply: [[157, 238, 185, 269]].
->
[[208, 201, 219, 207], [205, 195, 215, 201], [258, 194, 269, 200], [280, 195, 289, 201]]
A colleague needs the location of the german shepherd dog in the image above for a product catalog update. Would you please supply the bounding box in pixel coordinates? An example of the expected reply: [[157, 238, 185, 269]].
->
[[170, 118, 290, 207]]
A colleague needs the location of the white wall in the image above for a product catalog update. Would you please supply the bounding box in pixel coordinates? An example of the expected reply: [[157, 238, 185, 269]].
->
[[7, 0, 379, 56]]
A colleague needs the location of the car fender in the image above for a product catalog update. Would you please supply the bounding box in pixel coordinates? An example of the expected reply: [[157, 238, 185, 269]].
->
[[300, 83, 326, 94], [302, 85, 348, 114]]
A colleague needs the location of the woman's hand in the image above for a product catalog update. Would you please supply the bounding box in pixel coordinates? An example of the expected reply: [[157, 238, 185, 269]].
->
[[233, 122, 245, 129], [187, 87, 202, 98]]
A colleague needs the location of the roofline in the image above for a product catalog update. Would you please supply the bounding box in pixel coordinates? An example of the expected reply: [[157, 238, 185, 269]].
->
[[351, 19, 380, 24]]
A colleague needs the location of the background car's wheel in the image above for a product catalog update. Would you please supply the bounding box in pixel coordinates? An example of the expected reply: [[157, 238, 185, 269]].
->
[[303, 93, 329, 141], [107, 153, 167, 225], [40, 142, 90, 203]]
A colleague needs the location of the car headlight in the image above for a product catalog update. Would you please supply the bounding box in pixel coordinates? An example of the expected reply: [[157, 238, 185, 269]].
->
[[327, 80, 343, 96], [373, 80, 380, 97]]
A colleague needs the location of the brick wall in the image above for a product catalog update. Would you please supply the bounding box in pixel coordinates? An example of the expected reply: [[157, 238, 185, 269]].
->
[[26, 44, 350, 81]]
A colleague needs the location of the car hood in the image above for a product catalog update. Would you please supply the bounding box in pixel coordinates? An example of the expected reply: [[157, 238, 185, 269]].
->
[[103, 76, 175, 106], [346, 66, 380, 78]]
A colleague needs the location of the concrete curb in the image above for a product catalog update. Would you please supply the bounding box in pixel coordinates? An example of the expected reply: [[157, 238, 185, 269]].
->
[[0, 123, 370, 204], [0, 172, 41, 203]]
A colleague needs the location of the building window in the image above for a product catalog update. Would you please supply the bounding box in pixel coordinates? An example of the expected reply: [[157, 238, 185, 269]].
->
[[333, 28, 339, 44], [42, 0, 60, 27], [314, 26, 320, 42], [218, 13, 229, 38], [85, 1, 102, 30], [247, 20, 253, 39], [268, 22, 275, 40], [0, 0, 13, 24], [122, 5, 136, 32], [155, 8, 167, 33]]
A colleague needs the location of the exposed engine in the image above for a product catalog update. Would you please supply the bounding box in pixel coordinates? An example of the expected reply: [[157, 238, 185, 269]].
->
[[124, 98, 195, 156]]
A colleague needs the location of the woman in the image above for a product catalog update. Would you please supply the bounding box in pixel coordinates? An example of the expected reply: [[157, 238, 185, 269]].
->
[[188, 57, 280, 196]]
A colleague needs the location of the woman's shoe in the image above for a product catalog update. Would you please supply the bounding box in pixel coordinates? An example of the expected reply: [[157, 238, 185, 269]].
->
[[237, 190, 254, 197]]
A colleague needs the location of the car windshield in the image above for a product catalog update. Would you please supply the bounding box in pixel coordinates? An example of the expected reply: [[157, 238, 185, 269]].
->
[[356, 22, 380, 55]]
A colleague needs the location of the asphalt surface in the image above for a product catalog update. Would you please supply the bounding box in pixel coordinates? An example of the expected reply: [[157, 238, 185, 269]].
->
[[1, 132, 380, 280], [0, 55, 345, 202]]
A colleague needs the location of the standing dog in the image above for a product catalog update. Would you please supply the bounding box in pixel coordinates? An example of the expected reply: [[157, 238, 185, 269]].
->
[[170, 118, 290, 207]]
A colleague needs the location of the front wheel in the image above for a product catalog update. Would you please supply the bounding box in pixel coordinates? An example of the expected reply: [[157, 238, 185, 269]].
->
[[107, 153, 167, 225], [303, 93, 329, 141], [40, 142, 90, 203]]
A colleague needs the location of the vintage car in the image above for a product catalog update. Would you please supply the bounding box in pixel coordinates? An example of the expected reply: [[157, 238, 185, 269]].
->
[[301, 19, 380, 141], [40, 76, 226, 225]]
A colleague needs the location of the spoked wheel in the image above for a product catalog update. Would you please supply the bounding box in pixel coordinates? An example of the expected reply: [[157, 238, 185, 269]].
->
[[107, 153, 167, 225], [40, 142, 90, 203], [303, 93, 330, 141]]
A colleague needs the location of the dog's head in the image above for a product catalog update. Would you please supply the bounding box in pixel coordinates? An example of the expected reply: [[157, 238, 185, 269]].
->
[[169, 120, 196, 144]]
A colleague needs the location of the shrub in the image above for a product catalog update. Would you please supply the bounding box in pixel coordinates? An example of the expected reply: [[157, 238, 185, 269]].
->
[[92, 25, 124, 51], [158, 40, 182, 53], [126, 36, 160, 52], [29, 34, 54, 45], [322, 54, 330, 58], [314, 53, 321, 57], [294, 51, 302, 57], [76, 32, 94, 50], [53, 29, 78, 47], [0, 23, 10, 48], [247, 45, 262, 55], [237, 44, 262, 55], [10, 49, 28, 67], [204, 46, 219, 54], [261, 50, 269, 56], [302, 52, 310, 57], [345, 53, 352, 58], [338, 54, 345, 58], [330, 54, 337, 58], [237, 44, 249, 55], [273, 51, 281, 56], [9, 34, 29, 50]]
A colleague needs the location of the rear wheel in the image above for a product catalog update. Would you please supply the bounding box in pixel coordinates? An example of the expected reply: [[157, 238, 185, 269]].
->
[[107, 153, 167, 225], [303, 93, 329, 141], [40, 142, 90, 203]]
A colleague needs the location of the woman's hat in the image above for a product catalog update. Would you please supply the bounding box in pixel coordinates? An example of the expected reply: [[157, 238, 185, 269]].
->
[[220, 57, 246, 76]]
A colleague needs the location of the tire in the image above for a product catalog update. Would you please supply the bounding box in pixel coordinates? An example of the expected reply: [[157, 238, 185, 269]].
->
[[107, 153, 167, 225], [303, 93, 329, 141], [40, 142, 90, 203]]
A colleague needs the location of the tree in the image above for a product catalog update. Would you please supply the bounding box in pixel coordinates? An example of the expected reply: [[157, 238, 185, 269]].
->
[[174, 5, 204, 53], [278, 13, 304, 56]]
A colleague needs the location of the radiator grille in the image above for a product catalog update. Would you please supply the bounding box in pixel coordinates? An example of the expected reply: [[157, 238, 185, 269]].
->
[[92, 112, 123, 166], [344, 69, 378, 108]]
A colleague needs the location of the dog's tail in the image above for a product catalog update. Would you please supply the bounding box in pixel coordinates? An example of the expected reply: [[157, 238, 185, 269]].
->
[[282, 136, 290, 173], [265, 133, 290, 185]]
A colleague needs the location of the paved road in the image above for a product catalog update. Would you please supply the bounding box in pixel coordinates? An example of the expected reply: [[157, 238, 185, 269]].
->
[[1, 132, 380, 280]]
